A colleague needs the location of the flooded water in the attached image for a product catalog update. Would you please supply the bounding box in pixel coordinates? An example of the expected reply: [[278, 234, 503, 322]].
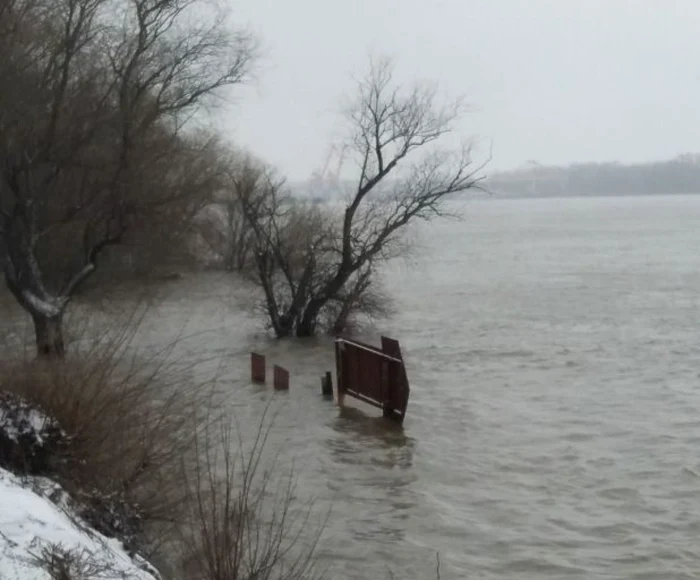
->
[[8, 194, 700, 578]]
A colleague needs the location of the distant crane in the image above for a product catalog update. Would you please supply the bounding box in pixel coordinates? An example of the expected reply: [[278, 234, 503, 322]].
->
[[309, 143, 348, 199]]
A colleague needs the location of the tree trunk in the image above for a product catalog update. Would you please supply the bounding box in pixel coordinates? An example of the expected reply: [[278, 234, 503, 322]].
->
[[295, 319, 315, 338], [296, 300, 325, 338], [3, 265, 67, 359], [331, 304, 352, 336], [296, 269, 353, 337], [32, 313, 65, 359], [273, 319, 294, 338], [268, 308, 296, 338]]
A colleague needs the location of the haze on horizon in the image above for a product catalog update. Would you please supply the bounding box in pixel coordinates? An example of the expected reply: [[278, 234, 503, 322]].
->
[[222, 0, 700, 181]]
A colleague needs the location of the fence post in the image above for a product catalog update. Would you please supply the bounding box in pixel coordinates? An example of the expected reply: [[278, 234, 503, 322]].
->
[[321, 371, 333, 397], [273, 365, 289, 390], [335, 340, 345, 407], [251, 352, 266, 384]]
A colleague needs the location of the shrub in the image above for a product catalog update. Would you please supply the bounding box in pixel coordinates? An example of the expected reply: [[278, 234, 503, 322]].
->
[[0, 314, 211, 556], [175, 408, 326, 580], [0, 312, 325, 579]]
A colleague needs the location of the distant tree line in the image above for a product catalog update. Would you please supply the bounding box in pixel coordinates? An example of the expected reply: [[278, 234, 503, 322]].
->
[[487, 154, 700, 197]]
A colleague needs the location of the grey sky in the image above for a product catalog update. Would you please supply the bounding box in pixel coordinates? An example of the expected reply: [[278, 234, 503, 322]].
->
[[222, 0, 700, 180]]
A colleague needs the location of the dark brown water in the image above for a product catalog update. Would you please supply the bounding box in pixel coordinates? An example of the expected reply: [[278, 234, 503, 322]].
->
[[7, 195, 700, 578]]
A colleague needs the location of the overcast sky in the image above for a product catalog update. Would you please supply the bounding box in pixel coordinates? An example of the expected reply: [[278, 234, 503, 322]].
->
[[221, 0, 700, 180]]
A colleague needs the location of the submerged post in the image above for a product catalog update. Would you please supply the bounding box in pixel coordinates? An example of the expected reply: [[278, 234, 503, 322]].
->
[[335, 339, 346, 407], [251, 352, 266, 384], [321, 371, 333, 397], [273, 365, 289, 390]]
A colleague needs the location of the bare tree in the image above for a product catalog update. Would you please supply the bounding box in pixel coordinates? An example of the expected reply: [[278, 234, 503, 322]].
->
[[0, 0, 256, 357], [197, 197, 256, 272], [324, 264, 395, 335], [94, 132, 225, 280], [195, 150, 262, 273], [231, 157, 334, 338], [244, 57, 486, 338]]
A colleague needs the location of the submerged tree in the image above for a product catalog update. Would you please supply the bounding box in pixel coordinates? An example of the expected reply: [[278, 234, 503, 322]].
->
[[225, 156, 327, 338], [243, 57, 486, 338], [0, 0, 256, 357]]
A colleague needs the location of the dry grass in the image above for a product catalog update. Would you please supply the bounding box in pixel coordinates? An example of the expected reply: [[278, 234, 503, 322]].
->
[[0, 307, 215, 556], [31, 544, 119, 580]]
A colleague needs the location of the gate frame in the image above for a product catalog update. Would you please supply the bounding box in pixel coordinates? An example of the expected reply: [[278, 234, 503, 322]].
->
[[334, 336, 410, 423]]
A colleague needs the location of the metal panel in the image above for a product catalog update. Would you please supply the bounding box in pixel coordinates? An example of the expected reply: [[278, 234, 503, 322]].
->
[[335, 336, 410, 423], [251, 352, 266, 384], [381, 336, 410, 419], [273, 365, 289, 390]]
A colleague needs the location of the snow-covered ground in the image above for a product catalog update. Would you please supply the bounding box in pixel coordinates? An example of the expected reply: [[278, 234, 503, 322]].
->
[[0, 467, 158, 580]]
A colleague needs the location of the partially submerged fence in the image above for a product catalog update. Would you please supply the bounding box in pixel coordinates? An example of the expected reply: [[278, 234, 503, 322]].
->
[[251, 335, 411, 423], [334, 336, 410, 423], [250, 353, 289, 390]]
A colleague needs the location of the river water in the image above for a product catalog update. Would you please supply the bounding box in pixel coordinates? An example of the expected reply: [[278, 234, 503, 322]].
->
[[8, 194, 700, 578]]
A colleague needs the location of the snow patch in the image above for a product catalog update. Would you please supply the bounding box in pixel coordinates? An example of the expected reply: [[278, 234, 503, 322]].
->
[[21, 291, 62, 318], [0, 393, 65, 476], [0, 403, 51, 445], [0, 467, 158, 580]]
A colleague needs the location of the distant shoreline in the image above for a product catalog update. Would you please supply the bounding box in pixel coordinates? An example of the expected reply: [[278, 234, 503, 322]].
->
[[484, 190, 700, 200], [484, 154, 700, 199]]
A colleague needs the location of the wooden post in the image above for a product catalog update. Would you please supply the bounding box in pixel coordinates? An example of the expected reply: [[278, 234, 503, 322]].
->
[[251, 352, 266, 384], [335, 340, 345, 407], [273, 365, 289, 390], [321, 371, 333, 397]]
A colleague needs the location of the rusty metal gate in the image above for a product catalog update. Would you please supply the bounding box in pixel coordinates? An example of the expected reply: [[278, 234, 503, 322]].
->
[[334, 336, 410, 423]]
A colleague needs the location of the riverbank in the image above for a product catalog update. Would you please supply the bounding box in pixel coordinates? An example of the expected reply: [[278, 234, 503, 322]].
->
[[0, 319, 322, 580], [0, 466, 159, 580]]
